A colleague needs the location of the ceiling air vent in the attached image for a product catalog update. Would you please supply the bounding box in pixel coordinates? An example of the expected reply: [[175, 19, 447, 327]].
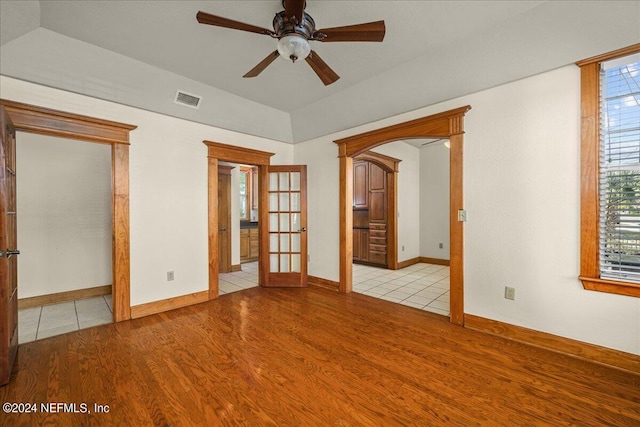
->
[[174, 90, 202, 109]]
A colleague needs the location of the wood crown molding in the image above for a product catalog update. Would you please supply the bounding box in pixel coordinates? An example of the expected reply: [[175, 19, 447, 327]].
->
[[0, 99, 136, 145], [465, 314, 640, 374], [203, 140, 274, 165]]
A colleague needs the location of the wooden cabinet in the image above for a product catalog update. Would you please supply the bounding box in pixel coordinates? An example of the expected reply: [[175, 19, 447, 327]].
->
[[240, 226, 259, 263], [352, 159, 388, 267], [353, 228, 369, 262], [368, 223, 387, 265], [353, 160, 369, 209]]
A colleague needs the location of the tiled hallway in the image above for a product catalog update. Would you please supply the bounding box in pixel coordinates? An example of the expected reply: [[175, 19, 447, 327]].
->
[[219, 261, 259, 294], [18, 294, 113, 344], [353, 262, 450, 316]]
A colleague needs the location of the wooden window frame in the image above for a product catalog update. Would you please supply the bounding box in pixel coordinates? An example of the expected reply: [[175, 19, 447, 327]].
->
[[577, 43, 640, 298]]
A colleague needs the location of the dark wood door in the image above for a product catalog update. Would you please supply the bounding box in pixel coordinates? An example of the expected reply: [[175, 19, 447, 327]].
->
[[218, 166, 233, 273], [0, 107, 18, 386], [264, 165, 307, 287]]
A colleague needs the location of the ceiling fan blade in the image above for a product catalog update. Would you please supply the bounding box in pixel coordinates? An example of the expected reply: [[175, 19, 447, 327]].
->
[[315, 20, 386, 42], [284, 0, 306, 24], [243, 51, 280, 78], [305, 50, 340, 86], [197, 11, 274, 36]]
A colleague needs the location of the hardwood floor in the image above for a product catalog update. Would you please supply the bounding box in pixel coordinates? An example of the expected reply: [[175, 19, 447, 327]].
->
[[1, 287, 639, 426]]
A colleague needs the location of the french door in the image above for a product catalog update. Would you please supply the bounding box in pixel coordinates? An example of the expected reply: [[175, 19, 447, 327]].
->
[[1, 107, 18, 385], [263, 165, 307, 287]]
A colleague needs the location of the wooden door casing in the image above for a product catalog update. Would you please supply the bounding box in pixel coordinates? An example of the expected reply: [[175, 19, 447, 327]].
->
[[0, 106, 18, 386], [217, 165, 233, 273]]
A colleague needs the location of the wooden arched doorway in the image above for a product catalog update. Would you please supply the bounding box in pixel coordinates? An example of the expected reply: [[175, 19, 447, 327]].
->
[[335, 106, 471, 325]]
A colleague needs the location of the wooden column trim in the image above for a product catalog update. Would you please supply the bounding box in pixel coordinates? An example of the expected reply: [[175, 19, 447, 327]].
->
[[449, 133, 464, 326], [339, 154, 353, 293], [113, 143, 131, 321], [388, 170, 398, 270], [0, 99, 136, 322], [208, 157, 219, 299]]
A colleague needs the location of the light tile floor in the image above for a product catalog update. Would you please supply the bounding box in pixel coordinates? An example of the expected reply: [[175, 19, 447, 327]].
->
[[353, 262, 450, 316], [219, 260, 449, 316], [18, 294, 113, 344], [219, 261, 259, 294]]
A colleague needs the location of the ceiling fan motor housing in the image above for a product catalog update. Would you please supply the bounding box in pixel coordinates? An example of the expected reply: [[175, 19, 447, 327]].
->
[[273, 10, 316, 40]]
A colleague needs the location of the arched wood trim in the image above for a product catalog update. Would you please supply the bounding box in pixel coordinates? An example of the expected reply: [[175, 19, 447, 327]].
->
[[335, 105, 471, 326], [0, 99, 136, 322], [203, 141, 275, 296]]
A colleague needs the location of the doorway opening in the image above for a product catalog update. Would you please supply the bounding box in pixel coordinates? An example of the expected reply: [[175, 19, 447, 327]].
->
[[217, 162, 260, 295], [335, 106, 471, 325], [17, 133, 113, 343], [351, 139, 451, 316], [0, 99, 136, 323]]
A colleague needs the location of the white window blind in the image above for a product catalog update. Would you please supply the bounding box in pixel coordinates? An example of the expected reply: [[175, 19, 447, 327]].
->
[[599, 54, 640, 282]]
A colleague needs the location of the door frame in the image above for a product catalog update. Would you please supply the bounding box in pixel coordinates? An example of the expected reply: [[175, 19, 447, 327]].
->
[[204, 141, 274, 297], [334, 105, 471, 326], [0, 99, 137, 322]]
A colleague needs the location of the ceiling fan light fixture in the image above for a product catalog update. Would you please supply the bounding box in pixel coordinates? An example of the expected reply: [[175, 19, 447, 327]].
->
[[277, 34, 311, 63]]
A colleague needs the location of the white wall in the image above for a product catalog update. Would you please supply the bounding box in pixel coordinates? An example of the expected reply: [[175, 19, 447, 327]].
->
[[371, 141, 421, 263], [1, 76, 293, 306], [16, 133, 112, 298], [420, 143, 450, 260], [293, 137, 340, 281], [294, 65, 640, 355]]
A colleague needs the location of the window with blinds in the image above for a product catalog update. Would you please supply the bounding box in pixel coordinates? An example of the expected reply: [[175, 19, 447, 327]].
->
[[599, 54, 640, 282]]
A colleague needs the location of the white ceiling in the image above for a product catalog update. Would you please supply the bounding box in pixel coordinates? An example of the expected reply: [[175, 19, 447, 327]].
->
[[1, 1, 639, 143]]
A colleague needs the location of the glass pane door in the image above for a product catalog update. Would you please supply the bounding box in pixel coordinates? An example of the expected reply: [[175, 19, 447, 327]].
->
[[265, 165, 307, 287]]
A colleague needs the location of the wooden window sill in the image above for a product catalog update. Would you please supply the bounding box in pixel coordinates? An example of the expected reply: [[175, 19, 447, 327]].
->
[[579, 276, 640, 298]]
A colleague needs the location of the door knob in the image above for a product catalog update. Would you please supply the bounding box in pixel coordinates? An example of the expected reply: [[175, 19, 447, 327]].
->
[[299, 227, 307, 232], [219, 227, 227, 232]]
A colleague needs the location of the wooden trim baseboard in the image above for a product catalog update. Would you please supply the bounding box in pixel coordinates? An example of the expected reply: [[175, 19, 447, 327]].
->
[[308, 276, 340, 292], [130, 291, 209, 319], [420, 257, 450, 266], [18, 285, 112, 309], [465, 314, 640, 374], [397, 257, 421, 269], [231, 264, 242, 272]]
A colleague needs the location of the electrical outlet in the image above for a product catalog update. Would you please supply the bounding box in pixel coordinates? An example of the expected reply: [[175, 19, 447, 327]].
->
[[439, 243, 444, 249], [167, 271, 174, 281], [504, 286, 515, 300]]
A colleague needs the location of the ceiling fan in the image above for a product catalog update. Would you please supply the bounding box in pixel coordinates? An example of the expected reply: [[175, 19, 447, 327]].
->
[[196, 0, 386, 86]]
